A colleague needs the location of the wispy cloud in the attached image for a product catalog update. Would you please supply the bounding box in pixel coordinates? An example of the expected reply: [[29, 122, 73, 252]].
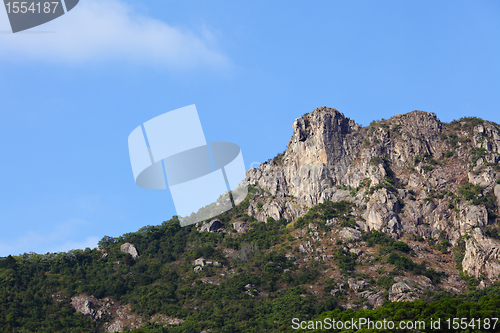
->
[[0, 218, 99, 256], [0, 0, 230, 69]]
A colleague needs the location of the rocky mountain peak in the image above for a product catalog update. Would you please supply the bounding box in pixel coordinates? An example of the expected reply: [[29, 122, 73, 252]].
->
[[245, 107, 500, 280]]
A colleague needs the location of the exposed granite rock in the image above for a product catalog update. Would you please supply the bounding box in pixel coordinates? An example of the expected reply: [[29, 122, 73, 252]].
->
[[149, 314, 184, 327], [194, 258, 206, 266], [348, 278, 368, 291], [338, 227, 362, 241], [495, 184, 500, 213], [388, 282, 417, 302], [198, 219, 223, 232], [71, 295, 142, 332], [105, 304, 143, 333], [232, 221, 249, 234], [349, 248, 363, 256], [462, 228, 500, 280], [71, 296, 97, 318], [71, 294, 184, 332], [243, 107, 500, 281], [455, 205, 488, 237], [120, 243, 139, 258], [357, 290, 385, 308], [364, 189, 400, 233]]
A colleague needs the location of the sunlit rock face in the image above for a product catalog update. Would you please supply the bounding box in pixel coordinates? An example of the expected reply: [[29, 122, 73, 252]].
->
[[245, 107, 500, 280]]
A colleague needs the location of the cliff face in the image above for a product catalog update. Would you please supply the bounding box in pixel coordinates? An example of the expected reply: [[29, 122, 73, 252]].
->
[[245, 107, 500, 280]]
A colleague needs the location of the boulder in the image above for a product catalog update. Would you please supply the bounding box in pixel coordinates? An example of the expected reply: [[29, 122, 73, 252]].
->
[[349, 248, 363, 256], [388, 282, 417, 302], [120, 243, 139, 258], [462, 228, 500, 280], [199, 219, 223, 232], [233, 221, 249, 234], [71, 297, 95, 317], [348, 278, 367, 291], [363, 189, 400, 232], [338, 227, 362, 241], [194, 258, 206, 266], [455, 205, 488, 236], [357, 290, 385, 308]]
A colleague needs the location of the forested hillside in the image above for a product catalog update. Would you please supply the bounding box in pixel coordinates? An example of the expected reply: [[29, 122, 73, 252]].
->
[[2, 109, 500, 333]]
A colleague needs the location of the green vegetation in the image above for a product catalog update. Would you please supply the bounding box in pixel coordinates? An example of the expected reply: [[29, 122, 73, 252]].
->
[[334, 249, 357, 275], [271, 150, 286, 165], [367, 160, 405, 194], [294, 200, 353, 231], [306, 295, 500, 333], [362, 231, 445, 284], [369, 156, 381, 165], [1, 190, 346, 333], [453, 237, 466, 271], [391, 124, 401, 135], [458, 182, 498, 219], [362, 230, 408, 251], [375, 276, 395, 290], [448, 117, 485, 130], [444, 151, 454, 158], [0, 174, 498, 333]]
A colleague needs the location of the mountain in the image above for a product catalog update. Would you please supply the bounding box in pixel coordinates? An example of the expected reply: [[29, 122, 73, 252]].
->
[[1, 107, 500, 333], [246, 107, 500, 280]]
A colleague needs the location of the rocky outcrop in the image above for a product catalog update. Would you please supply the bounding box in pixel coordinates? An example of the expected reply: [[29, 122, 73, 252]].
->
[[338, 227, 362, 241], [71, 295, 142, 332], [495, 184, 500, 213], [243, 107, 500, 280], [348, 278, 368, 291], [198, 219, 223, 232], [71, 294, 184, 332], [120, 243, 139, 258], [455, 205, 488, 236], [71, 296, 101, 318], [364, 189, 400, 233], [388, 282, 417, 302], [194, 258, 206, 266], [105, 304, 143, 333], [357, 290, 385, 308], [149, 314, 184, 327], [233, 221, 249, 234], [462, 228, 500, 280]]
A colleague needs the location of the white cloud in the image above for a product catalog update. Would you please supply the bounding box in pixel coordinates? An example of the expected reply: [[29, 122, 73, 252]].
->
[[0, 218, 99, 256], [0, 0, 230, 69]]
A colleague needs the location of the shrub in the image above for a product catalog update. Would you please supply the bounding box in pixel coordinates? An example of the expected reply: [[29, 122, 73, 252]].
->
[[335, 249, 356, 275], [423, 165, 433, 172], [449, 134, 459, 147], [340, 219, 357, 228], [387, 252, 414, 271], [453, 238, 466, 271], [376, 276, 395, 290], [370, 156, 382, 165], [436, 240, 450, 254]]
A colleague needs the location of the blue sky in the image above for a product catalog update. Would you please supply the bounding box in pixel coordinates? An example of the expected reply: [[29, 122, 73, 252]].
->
[[0, 0, 499, 256]]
